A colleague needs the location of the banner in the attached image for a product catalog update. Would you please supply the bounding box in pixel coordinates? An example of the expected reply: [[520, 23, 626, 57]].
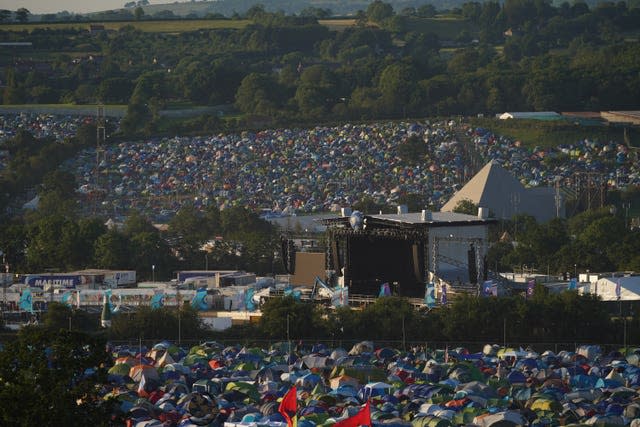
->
[[616, 280, 622, 300], [568, 278, 577, 290], [482, 280, 493, 297], [332, 287, 348, 307], [151, 290, 164, 309], [19, 287, 34, 313], [61, 291, 73, 307], [526, 279, 535, 298], [191, 287, 208, 311], [378, 282, 391, 297], [425, 282, 436, 308], [440, 283, 447, 305], [244, 288, 256, 312]]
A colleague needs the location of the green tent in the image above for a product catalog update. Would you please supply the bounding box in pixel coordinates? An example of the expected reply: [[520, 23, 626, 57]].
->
[[412, 415, 454, 427], [225, 381, 260, 402], [108, 363, 131, 377]]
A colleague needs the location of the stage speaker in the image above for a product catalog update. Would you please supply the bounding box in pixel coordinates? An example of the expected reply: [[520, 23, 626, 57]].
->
[[331, 239, 341, 275], [281, 238, 296, 274], [468, 244, 477, 284], [412, 243, 422, 282]]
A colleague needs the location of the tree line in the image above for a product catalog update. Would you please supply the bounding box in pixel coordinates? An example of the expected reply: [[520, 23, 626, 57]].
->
[[1, 1, 639, 136], [6, 289, 629, 352]]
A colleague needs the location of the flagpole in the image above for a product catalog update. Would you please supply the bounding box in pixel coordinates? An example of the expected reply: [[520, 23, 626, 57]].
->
[[287, 313, 291, 371], [503, 318, 506, 348]]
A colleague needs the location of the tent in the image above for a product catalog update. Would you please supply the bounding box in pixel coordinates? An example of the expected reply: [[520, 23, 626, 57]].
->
[[361, 382, 392, 399], [329, 374, 359, 390], [473, 410, 528, 427]]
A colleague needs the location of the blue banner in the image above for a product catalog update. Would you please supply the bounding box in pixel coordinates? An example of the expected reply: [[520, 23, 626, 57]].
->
[[379, 282, 391, 297], [245, 288, 256, 312], [568, 278, 577, 290], [19, 287, 34, 313], [26, 275, 79, 288], [440, 284, 447, 305], [284, 287, 302, 301], [191, 287, 208, 311], [425, 283, 436, 308], [61, 291, 73, 307], [151, 291, 164, 309], [482, 280, 493, 297]]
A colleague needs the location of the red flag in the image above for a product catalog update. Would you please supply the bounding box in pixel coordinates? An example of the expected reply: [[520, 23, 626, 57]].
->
[[334, 401, 371, 427], [278, 386, 297, 427]]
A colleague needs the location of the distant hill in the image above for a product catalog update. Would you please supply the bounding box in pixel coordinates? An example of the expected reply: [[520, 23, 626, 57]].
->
[[111, 0, 624, 18], [96, 0, 464, 18]]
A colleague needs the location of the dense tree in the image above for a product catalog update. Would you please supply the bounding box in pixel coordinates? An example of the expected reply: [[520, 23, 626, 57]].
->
[[14, 7, 30, 23], [378, 62, 418, 116], [94, 230, 132, 270], [109, 305, 204, 341], [234, 73, 282, 116], [0, 326, 114, 425], [367, 0, 394, 23], [259, 296, 327, 339]]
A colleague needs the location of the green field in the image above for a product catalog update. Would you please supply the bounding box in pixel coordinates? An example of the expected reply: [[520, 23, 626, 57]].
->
[[0, 17, 472, 38]]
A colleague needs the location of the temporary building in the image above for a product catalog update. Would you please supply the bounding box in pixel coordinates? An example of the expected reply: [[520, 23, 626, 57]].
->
[[581, 275, 640, 301]]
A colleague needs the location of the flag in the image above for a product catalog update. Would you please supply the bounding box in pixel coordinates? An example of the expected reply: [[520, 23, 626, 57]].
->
[[616, 280, 621, 300], [138, 373, 149, 398], [244, 288, 256, 312], [105, 289, 113, 312], [482, 280, 493, 297], [425, 282, 436, 308], [526, 279, 535, 298], [151, 290, 164, 309], [491, 283, 498, 297], [332, 287, 348, 307], [278, 386, 297, 427], [61, 291, 72, 307], [19, 287, 34, 313], [440, 283, 447, 305], [334, 401, 371, 427], [379, 282, 391, 297], [191, 287, 208, 311], [568, 278, 577, 291]]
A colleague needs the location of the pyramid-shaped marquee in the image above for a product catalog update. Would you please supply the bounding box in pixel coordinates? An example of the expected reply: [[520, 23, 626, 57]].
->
[[440, 160, 561, 222]]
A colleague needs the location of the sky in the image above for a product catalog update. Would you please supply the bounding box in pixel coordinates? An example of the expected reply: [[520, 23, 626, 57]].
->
[[0, 1, 174, 15]]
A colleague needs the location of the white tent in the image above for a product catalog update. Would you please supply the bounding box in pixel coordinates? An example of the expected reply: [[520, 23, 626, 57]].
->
[[582, 276, 640, 301]]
